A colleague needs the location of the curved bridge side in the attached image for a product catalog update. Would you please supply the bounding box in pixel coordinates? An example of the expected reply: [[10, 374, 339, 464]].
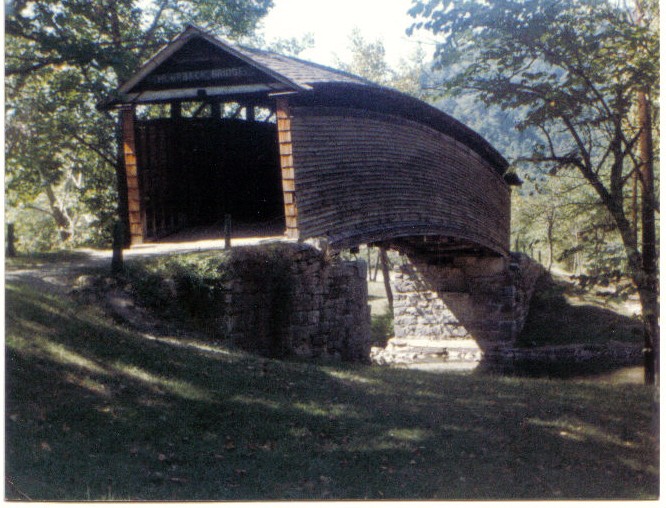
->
[[288, 106, 511, 256]]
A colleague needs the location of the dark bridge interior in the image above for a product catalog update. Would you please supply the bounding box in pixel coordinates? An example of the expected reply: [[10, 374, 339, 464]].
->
[[135, 114, 284, 241]]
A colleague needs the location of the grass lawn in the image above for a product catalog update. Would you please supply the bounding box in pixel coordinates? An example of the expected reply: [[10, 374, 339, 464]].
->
[[517, 272, 644, 348], [5, 275, 659, 501]]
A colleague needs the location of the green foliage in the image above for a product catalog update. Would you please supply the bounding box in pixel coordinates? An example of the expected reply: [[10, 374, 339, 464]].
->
[[370, 308, 394, 347], [335, 28, 394, 86], [335, 28, 432, 97], [511, 174, 631, 279], [263, 33, 315, 57], [5, 204, 61, 253], [120, 246, 296, 347], [120, 253, 232, 335]]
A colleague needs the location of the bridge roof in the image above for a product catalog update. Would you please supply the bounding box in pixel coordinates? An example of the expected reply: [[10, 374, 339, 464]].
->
[[101, 25, 508, 174]]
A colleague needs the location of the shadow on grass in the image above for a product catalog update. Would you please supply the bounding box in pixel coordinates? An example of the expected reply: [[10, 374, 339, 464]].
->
[[5, 280, 658, 501], [479, 273, 646, 380], [517, 274, 643, 348]]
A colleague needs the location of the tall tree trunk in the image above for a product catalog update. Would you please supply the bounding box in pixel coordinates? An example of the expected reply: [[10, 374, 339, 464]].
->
[[637, 87, 658, 385], [631, 170, 639, 246], [546, 213, 554, 273], [635, 0, 658, 385], [379, 247, 394, 313], [43, 184, 73, 241]]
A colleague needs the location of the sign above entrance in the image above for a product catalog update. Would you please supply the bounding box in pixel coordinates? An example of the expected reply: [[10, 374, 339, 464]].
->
[[146, 66, 259, 87]]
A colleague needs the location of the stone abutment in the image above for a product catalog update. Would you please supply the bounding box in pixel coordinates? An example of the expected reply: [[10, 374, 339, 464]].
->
[[371, 252, 544, 369]]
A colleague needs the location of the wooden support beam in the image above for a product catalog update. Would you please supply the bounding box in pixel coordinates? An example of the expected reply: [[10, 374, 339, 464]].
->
[[276, 97, 299, 239], [171, 101, 181, 119], [120, 105, 144, 245], [211, 101, 221, 119], [6, 223, 16, 257]]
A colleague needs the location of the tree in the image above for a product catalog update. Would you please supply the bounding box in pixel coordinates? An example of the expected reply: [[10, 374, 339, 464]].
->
[[5, 0, 274, 247], [512, 175, 628, 281], [6, 62, 118, 244], [335, 27, 432, 97], [408, 0, 659, 383], [335, 28, 394, 86]]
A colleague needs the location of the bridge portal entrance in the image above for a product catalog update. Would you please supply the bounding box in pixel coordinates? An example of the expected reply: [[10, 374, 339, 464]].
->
[[132, 111, 284, 242]]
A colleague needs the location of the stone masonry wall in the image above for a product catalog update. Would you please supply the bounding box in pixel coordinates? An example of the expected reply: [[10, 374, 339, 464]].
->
[[220, 243, 371, 361], [372, 252, 544, 368]]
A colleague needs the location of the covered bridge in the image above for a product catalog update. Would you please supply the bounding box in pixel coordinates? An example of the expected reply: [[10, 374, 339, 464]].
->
[[101, 25, 516, 260], [101, 25, 543, 367]]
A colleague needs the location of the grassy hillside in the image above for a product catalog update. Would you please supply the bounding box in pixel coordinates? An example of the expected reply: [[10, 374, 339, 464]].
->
[[4, 277, 658, 501], [517, 272, 644, 348]]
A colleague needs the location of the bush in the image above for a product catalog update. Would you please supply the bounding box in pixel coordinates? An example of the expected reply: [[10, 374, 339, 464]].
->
[[121, 253, 231, 336], [371, 309, 393, 347]]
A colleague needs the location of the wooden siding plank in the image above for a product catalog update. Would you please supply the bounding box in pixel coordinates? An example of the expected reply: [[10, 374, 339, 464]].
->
[[288, 106, 510, 254]]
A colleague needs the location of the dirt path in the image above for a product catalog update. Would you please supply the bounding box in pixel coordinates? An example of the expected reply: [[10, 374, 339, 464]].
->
[[5, 235, 287, 290]]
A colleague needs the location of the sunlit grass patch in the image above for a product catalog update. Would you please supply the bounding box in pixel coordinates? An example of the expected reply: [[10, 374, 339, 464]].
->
[[384, 428, 429, 442], [527, 417, 640, 448], [322, 368, 382, 385], [63, 372, 112, 397], [5, 250, 94, 270], [112, 362, 214, 402]]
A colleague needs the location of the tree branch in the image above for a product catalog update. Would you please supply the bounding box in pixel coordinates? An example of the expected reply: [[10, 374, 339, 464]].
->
[[68, 131, 116, 166], [138, 0, 170, 61]]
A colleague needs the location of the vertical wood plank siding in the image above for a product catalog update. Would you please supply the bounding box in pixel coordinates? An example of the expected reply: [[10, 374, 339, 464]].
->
[[120, 106, 144, 244], [276, 98, 299, 238], [289, 107, 510, 254]]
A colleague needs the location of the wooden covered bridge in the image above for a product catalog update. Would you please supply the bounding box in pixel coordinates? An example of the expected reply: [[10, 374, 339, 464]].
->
[[102, 25, 516, 258], [102, 26, 538, 366]]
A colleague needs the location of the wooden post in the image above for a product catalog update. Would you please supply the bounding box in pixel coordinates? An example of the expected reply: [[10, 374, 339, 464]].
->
[[246, 104, 255, 122], [171, 102, 181, 119], [373, 251, 381, 281], [120, 105, 144, 245], [111, 221, 124, 274], [379, 246, 394, 313], [6, 223, 16, 257], [211, 101, 221, 119], [224, 214, 232, 250], [275, 97, 298, 239]]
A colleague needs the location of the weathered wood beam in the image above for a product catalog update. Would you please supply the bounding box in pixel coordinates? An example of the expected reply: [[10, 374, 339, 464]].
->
[[276, 97, 298, 239], [210, 101, 221, 119], [120, 105, 144, 245], [246, 103, 255, 122], [170, 101, 181, 119], [123, 84, 280, 103]]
